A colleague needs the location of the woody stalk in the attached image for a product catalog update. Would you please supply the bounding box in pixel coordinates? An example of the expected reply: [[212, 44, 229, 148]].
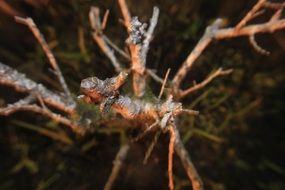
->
[[0, 0, 285, 190]]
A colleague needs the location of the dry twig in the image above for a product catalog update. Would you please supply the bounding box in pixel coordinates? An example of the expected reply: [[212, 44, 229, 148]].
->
[[140, 7, 159, 66], [104, 143, 130, 190], [171, 123, 203, 190], [146, 69, 164, 84], [235, 0, 266, 30], [158, 68, 171, 99], [1, 1, 285, 190], [0, 62, 74, 114], [89, 7, 123, 73], [118, 0, 159, 97], [0, 95, 79, 131], [172, 18, 225, 90], [14, 17, 74, 105], [172, 0, 285, 93], [178, 68, 233, 99], [80, 74, 201, 189], [168, 125, 176, 190]]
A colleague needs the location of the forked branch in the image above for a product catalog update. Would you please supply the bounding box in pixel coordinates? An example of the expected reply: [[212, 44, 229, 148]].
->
[[0, 62, 74, 114], [0, 98, 77, 130], [178, 68, 233, 99], [89, 7, 123, 73], [172, 0, 285, 91], [1, 1, 285, 190], [172, 18, 225, 90], [118, 0, 159, 97], [0, 62, 80, 132]]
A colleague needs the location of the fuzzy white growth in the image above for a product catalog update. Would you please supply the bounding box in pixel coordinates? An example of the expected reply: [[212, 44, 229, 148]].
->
[[126, 16, 147, 44]]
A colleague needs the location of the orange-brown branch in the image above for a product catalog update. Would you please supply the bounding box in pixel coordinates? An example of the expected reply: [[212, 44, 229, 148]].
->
[[117, 0, 159, 97], [89, 7, 123, 73], [168, 125, 176, 190], [172, 0, 285, 91], [178, 68, 233, 99], [172, 123, 204, 190]]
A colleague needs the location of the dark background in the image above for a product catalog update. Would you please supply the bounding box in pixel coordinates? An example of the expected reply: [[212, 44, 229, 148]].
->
[[0, 0, 285, 189]]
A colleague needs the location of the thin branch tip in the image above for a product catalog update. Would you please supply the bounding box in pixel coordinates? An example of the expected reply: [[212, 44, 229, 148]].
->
[[183, 109, 200, 116]]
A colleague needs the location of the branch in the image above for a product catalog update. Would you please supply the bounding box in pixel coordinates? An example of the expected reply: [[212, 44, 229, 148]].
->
[[117, 0, 132, 29], [146, 69, 164, 84], [235, 0, 266, 30], [0, 96, 79, 132], [178, 68, 233, 99], [0, 95, 35, 114], [0, 62, 74, 114], [104, 143, 130, 190], [80, 72, 199, 122], [214, 19, 285, 39], [158, 68, 171, 99], [101, 9, 110, 30], [89, 7, 123, 73], [14, 17, 74, 105], [172, 123, 204, 190], [172, 0, 285, 91], [122, 17, 146, 97], [80, 73, 201, 189], [249, 34, 270, 55], [264, 2, 285, 9], [168, 125, 176, 190], [102, 35, 130, 60], [140, 7, 160, 65], [118, 0, 159, 97], [143, 128, 161, 164], [172, 18, 224, 89]]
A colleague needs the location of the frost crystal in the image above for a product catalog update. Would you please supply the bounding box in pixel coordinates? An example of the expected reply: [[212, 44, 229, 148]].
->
[[126, 16, 147, 44]]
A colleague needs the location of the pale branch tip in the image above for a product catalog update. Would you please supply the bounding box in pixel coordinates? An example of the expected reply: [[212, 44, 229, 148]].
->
[[141, 6, 160, 66], [183, 109, 200, 116], [249, 35, 270, 55], [0, 62, 83, 133]]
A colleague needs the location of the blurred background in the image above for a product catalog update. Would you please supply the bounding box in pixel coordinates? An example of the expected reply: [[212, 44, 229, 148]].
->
[[0, 0, 285, 189]]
